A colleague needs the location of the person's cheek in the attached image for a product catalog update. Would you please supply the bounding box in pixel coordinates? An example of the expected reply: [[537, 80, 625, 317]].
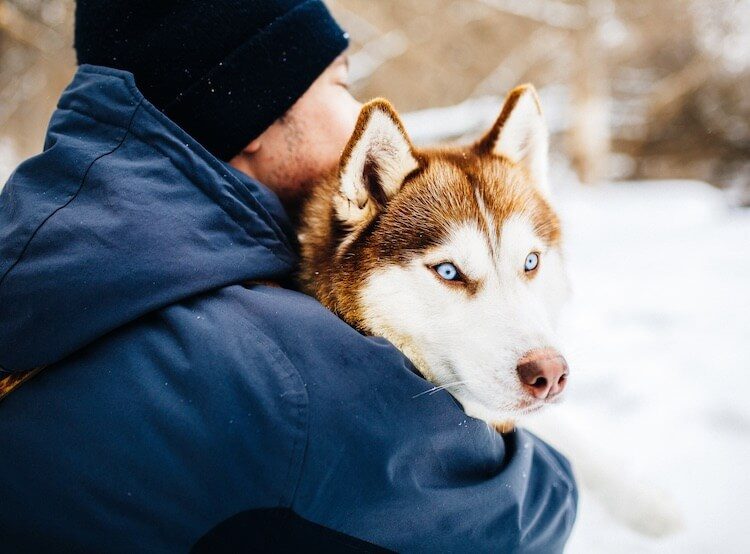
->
[[331, 89, 359, 150], [341, 89, 360, 134], [301, 85, 360, 179]]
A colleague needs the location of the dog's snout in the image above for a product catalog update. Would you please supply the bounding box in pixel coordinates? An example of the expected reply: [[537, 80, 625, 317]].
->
[[516, 349, 568, 400]]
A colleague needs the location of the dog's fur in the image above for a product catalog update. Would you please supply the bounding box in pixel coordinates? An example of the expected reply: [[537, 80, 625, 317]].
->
[[298, 85, 570, 427]]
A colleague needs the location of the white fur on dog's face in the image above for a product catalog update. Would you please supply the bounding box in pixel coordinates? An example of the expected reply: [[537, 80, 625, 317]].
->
[[358, 212, 570, 423], [305, 85, 568, 425]]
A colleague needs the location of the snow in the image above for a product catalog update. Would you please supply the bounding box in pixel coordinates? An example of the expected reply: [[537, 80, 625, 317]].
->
[[531, 179, 750, 553]]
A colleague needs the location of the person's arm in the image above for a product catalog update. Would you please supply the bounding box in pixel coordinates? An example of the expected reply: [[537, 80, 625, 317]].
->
[[242, 289, 578, 553], [196, 428, 575, 554], [292, 338, 577, 553]]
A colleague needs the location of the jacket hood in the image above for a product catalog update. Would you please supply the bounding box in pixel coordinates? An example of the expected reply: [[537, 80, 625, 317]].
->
[[0, 65, 298, 373]]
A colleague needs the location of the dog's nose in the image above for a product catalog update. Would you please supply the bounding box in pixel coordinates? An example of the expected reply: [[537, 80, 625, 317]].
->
[[516, 349, 568, 400]]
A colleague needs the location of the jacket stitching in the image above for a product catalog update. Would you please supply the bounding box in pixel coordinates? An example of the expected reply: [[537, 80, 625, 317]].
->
[[0, 100, 143, 293], [239, 312, 310, 508], [52, 105, 133, 133]]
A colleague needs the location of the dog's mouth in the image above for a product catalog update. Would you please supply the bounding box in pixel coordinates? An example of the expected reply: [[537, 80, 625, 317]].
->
[[449, 387, 546, 423], [423, 359, 565, 421], [461, 386, 565, 422], [516, 402, 545, 414], [516, 391, 565, 412]]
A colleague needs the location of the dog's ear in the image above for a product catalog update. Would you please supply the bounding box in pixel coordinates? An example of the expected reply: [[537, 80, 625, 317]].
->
[[476, 84, 549, 194], [335, 99, 419, 227]]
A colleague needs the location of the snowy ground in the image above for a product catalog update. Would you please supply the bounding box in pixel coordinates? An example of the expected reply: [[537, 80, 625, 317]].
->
[[530, 179, 750, 553]]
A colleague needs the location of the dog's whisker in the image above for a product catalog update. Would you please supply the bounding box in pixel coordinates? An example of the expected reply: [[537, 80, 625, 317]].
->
[[427, 380, 476, 395], [485, 421, 497, 442], [412, 380, 474, 398]]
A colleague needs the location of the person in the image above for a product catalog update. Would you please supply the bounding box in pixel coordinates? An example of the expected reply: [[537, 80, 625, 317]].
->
[[0, 1, 577, 551]]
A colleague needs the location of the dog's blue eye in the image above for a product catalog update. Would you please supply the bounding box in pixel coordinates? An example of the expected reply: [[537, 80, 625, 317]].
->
[[434, 262, 459, 281], [524, 252, 540, 272]]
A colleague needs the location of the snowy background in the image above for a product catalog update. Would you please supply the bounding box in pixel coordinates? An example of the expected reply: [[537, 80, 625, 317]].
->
[[545, 177, 750, 553]]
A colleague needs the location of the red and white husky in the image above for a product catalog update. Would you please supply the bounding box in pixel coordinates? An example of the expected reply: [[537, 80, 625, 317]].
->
[[300, 85, 568, 429], [299, 85, 680, 536]]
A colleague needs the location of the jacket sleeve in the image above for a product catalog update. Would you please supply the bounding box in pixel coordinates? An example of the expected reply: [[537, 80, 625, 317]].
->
[[254, 292, 578, 553], [233, 287, 578, 553]]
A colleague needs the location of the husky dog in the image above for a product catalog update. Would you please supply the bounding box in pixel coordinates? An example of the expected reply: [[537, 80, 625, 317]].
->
[[298, 84, 683, 538], [299, 85, 569, 429]]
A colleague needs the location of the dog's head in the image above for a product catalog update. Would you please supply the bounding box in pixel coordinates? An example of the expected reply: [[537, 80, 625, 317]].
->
[[325, 85, 570, 424]]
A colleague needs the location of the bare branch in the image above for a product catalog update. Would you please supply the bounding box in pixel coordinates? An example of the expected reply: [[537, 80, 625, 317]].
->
[[470, 26, 569, 97], [349, 30, 409, 84], [476, 0, 587, 30]]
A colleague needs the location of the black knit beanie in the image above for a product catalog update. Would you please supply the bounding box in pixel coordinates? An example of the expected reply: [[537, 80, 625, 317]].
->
[[74, 0, 349, 161]]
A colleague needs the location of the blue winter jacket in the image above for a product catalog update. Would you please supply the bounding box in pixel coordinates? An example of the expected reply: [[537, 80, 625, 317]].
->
[[0, 65, 577, 552]]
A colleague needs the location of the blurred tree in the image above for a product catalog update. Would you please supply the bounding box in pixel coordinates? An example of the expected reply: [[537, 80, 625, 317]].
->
[[0, 0, 74, 176], [329, 0, 750, 196]]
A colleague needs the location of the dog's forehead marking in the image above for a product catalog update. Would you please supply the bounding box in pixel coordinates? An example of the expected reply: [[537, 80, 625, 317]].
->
[[441, 221, 494, 283], [473, 187, 500, 266], [442, 214, 540, 277], [366, 152, 559, 268], [474, 160, 561, 247], [430, 151, 538, 222]]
